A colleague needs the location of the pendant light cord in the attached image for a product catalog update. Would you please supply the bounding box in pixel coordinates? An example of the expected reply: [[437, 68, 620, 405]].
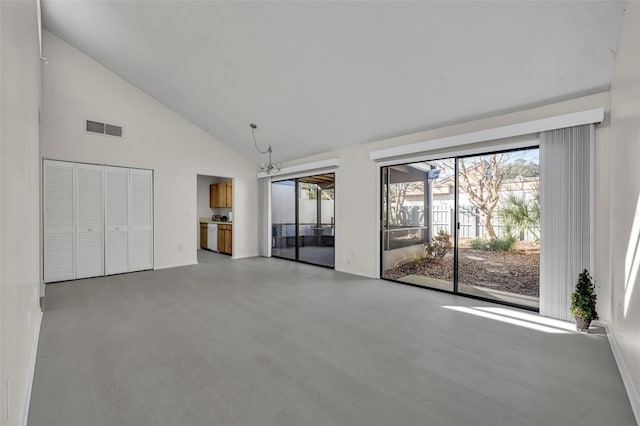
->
[[251, 124, 269, 154]]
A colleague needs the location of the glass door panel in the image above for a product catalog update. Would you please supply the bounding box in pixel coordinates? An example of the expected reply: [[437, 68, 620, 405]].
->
[[271, 179, 296, 260], [381, 160, 454, 292], [456, 149, 540, 309], [298, 181, 318, 263], [271, 173, 335, 268], [297, 176, 335, 267]]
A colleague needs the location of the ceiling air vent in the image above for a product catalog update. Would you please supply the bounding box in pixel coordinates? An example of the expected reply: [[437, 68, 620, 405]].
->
[[86, 120, 123, 138]]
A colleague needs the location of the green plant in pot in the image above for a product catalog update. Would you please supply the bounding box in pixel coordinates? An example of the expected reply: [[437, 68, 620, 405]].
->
[[570, 269, 598, 332]]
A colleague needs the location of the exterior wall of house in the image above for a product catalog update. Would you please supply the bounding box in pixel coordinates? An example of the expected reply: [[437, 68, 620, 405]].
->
[[0, 0, 43, 424], [40, 31, 260, 266], [608, 0, 640, 414]]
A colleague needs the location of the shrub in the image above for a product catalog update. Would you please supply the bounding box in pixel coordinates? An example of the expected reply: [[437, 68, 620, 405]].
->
[[423, 230, 452, 262], [488, 236, 516, 252], [470, 238, 488, 250], [469, 236, 515, 252], [499, 188, 540, 241]]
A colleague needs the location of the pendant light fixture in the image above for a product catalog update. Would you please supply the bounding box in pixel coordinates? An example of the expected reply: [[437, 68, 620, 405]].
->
[[251, 123, 281, 175]]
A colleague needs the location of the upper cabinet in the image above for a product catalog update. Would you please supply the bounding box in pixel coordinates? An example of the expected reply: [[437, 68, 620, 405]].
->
[[210, 181, 233, 208], [226, 182, 232, 207], [209, 183, 218, 208]]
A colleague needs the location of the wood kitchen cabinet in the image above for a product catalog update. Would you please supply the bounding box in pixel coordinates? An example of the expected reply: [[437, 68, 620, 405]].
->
[[225, 182, 232, 207], [224, 226, 232, 254], [217, 224, 232, 255], [217, 226, 224, 253], [209, 181, 233, 208], [200, 223, 208, 248], [209, 184, 219, 208], [218, 183, 227, 207]]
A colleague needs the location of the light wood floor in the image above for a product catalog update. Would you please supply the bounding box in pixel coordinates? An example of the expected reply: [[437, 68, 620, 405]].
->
[[29, 251, 635, 426]]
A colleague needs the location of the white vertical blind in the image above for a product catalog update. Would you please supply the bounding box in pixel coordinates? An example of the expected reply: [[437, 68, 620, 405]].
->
[[129, 169, 153, 271], [258, 177, 272, 257], [105, 166, 130, 275], [44, 160, 76, 282], [539, 124, 592, 320], [75, 163, 104, 279]]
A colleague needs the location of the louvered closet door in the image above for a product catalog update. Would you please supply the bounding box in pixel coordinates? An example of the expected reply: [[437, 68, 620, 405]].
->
[[76, 164, 104, 279], [44, 160, 76, 282], [129, 169, 153, 271], [105, 166, 130, 275]]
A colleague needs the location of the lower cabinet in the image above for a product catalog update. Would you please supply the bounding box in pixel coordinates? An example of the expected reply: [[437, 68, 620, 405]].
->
[[200, 223, 208, 248], [217, 224, 232, 255], [224, 227, 232, 254]]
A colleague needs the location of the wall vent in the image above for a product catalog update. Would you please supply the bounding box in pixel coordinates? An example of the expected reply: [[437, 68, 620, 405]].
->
[[104, 124, 123, 137], [86, 120, 123, 138]]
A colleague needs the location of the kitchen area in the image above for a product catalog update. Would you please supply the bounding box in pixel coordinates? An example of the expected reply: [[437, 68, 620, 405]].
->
[[197, 174, 233, 255]]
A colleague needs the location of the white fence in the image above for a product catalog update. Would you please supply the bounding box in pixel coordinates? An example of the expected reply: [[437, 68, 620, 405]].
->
[[432, 204, 538, 241]]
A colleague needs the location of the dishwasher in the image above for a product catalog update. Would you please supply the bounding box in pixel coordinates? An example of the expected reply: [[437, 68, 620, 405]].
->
[[207, 223, 218, 252]]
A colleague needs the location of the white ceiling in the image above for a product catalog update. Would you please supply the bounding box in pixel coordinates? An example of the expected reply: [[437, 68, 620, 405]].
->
[[42, 1, 624, 164]]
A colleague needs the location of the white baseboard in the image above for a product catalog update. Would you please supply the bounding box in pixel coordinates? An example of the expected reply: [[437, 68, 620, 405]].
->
[[596, 320, 640, 424], [153, 261, 197, 270], [335, 267, 377, 279], [20, 309, 43, 426], [231, 253, 259, 260]]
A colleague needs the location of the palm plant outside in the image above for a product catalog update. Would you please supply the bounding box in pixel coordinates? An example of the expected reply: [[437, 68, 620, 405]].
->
[[499, 184, 540, 241]]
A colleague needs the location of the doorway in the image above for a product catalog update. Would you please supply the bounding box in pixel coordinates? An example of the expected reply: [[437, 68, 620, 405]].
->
[[381, 147, 540, 310], [196, 174, 233, 255], [272, 173, 335, 268]]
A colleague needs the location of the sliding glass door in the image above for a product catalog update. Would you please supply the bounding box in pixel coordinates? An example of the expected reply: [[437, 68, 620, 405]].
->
[[381, 161, 454, 292], [456, 150, 540, 308], [271, 179, 296, 260], [381, 147, 540, 310], [272, 173, 335, 268]]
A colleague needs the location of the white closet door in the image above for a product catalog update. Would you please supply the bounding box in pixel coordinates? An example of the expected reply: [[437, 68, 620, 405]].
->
[[75, 164, 104, 279], [129, 169, 153, 271], [105, 166, 130, 275], [44, 160, 76, 282]]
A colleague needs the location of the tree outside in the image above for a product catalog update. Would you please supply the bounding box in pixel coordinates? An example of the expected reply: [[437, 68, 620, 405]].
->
[[436, 153, 539, 241]]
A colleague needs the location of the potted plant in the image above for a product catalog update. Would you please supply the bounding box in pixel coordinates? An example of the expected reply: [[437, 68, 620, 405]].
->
[[570, 269, 598, 332]]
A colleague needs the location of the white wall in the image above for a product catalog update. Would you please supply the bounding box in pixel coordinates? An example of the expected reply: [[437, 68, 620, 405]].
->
[[197, 175, 215, 220], [40, 31, 259, 265], [0, 1, 42, 425], [609, 1, 640, 413], [281, 93, 613, 287]]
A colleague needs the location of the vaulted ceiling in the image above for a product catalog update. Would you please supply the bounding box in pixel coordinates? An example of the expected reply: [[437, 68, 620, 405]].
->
[[42, 1, 624, 164]]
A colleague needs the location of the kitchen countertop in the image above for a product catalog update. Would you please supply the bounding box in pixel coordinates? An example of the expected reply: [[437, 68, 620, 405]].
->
[[200, 219, 232, 225]]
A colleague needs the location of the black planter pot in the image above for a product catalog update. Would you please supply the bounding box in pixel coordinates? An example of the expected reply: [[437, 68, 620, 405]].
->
[[575, 316, 591, 332]]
